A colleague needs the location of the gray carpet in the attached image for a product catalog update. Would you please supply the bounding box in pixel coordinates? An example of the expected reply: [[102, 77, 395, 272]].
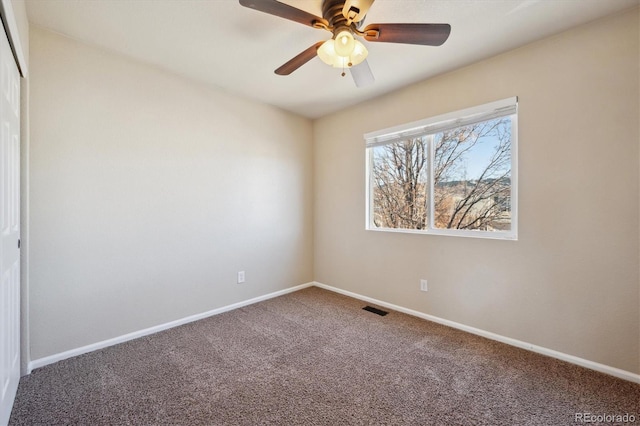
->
[[9, 287, 640, 425]]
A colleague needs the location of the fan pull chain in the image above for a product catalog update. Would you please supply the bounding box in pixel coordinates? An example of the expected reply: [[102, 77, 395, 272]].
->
[[341, 56, 354, 77]]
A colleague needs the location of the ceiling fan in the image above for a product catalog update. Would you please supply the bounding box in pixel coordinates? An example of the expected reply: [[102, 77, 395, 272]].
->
[[238, 0, 451, 87]]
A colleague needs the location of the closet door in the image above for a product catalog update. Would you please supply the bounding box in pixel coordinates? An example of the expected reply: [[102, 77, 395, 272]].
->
[[0, 16, 20, 426]]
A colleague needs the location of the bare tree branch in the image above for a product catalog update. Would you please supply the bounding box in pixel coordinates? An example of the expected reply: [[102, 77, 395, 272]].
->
[[371, 117, 512, 232]]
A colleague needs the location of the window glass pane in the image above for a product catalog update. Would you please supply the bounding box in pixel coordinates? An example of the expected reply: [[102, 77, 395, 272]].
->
[[433, 117, 512, 231], [371, 137, 429, 230]]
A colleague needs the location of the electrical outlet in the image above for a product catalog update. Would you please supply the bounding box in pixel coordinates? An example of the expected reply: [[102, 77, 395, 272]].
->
[[420, 279, 428, 292], [237, 271, 245, 284]]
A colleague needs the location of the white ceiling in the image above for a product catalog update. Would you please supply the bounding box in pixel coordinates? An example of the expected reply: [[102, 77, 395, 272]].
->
[[25, 0, 639, 119]]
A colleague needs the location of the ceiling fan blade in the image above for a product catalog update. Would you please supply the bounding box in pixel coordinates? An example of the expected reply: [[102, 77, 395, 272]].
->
[[342, 0, 375, 23], [275, 42, 324, 75], [349, 59, 375, 88], [362, 23, 451, 46], [239, 0, 328, 29]]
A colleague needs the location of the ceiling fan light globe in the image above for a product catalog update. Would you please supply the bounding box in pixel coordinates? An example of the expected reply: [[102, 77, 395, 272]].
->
[[317, 39, 337, 66], [318, 40, 347, 68], [333, 56, 350, 68], [318, 38, 367, 69], [334, 30, 356, 57], [349, 40, 368, 66]]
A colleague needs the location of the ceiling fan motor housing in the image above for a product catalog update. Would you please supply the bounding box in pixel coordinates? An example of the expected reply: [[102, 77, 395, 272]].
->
[[322, 0, 362, 37], [342, 0, 375, 23]]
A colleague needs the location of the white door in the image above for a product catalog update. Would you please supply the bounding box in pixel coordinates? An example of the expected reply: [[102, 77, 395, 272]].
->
[[0, 19, 20, 426]]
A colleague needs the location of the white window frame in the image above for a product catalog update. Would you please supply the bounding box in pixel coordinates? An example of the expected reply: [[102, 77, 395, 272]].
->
[[365, 97, 518, 240]]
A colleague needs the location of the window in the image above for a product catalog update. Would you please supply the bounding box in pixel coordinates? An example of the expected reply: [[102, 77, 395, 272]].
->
[[365, 97, 517, 240]]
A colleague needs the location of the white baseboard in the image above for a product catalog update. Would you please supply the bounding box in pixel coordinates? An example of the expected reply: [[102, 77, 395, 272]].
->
[[313, 281, 640, 384], [27, 282, 314, 373], [27, 280, 640, 384]]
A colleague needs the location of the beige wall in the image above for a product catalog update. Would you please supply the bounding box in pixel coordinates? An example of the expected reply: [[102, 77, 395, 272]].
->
[[28, 27, 314, 360], [314, 9, 640, 374]]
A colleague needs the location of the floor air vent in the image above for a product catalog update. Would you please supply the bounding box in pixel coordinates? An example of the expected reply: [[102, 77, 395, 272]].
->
[[363, 306, 388, 316]]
